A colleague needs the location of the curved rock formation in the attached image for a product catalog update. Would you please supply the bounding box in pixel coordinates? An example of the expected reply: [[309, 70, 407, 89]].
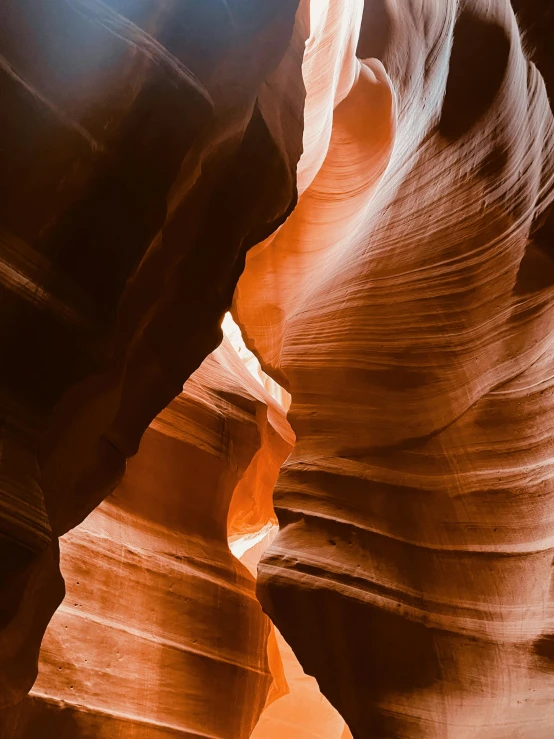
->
[[0, 0, 304, 705], [0, 336, 294, 738], [238, 526, 351, 739], [234, 0, 554, 736], [4, 0, 554, 735], [251, 627, 352, 739]]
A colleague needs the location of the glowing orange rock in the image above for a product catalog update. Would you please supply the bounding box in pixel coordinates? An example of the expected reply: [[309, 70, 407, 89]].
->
[[3, 0, 554, 736], [0, 338, 293, 737], [239, 528, 350, 739], [235, 0, 554, 736]]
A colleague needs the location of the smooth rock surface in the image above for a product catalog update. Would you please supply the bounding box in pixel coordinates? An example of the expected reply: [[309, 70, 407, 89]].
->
[[0, 337, 293, 738], [0, 0, 304, 705], [240, 527, 352, 739], [3, 0, 554, 736], [234, 1, 554, 736]]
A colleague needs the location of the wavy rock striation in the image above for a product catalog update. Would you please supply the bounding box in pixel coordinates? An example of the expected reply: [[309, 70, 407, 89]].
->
[[239, 526, 352, 739], [3, 0, 554, 735], [0, 336, 294, 738], [234, 0, 554, 736], [0, 0, 305, 705]]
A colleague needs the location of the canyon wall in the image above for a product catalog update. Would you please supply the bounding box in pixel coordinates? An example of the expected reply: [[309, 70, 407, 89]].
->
[[0, 337, 294, 738], [234, 0, 554, 736], [0, 0, 304, 706], [2, 0, 554, 737], [241, 527, 352, 739]]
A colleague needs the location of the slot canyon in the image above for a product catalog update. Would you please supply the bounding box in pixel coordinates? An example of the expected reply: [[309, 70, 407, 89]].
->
[[0, 0, 554, 737]]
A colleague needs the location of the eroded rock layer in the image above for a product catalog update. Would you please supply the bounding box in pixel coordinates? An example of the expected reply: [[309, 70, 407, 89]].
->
[[234, 0, 554, 736], [0, 337, 293, 738], [0, 0, 304, 705], [251, 627, 352, 739], [239, 526, 352, 739]]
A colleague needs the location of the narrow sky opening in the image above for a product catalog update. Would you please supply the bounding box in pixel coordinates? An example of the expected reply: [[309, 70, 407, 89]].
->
[[222, 312, 291, 412]]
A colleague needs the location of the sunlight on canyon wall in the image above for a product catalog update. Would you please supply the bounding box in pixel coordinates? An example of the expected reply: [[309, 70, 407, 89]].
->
[[234, 0, 554, 737], [0, 1, 553, 738], [224, 312, 351, 738]]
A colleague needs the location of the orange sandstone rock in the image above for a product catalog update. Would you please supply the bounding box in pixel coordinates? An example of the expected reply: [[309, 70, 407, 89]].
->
[[235, 1, 554, 736], [0, 338, 293, 737]]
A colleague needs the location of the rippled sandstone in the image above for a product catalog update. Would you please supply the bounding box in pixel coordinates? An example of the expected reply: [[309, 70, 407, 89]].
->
[[0, 0, 304, 706], [0, 337, 294, 738], [234, 0, 554, 736]]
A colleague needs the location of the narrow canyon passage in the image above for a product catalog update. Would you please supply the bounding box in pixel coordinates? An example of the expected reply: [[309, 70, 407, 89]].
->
[[0, 1, 554, 738], [1, 316, 350, 739], [224, 315, 352, 739], [1, 330, 293, 738]]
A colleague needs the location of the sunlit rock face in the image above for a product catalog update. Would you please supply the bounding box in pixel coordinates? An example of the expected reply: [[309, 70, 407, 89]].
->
[[3, 0, 554, 737], [234, 0, 554, 736], [0, 337, 294, 738], [0, 0, 304, 706]]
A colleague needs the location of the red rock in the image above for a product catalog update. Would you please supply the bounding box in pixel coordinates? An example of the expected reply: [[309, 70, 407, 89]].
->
[[0, 337, 293, 737], [0, 0, 303, 706], [234, 1, 554, 736], [2, 0, 554, 737]]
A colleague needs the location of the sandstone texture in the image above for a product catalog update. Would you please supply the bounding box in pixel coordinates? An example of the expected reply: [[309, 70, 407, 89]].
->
[[234, 1, 554, 736], [2, 0, 554, 738], [1, 337, 293, 738], [0, 0, 303, 705]]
